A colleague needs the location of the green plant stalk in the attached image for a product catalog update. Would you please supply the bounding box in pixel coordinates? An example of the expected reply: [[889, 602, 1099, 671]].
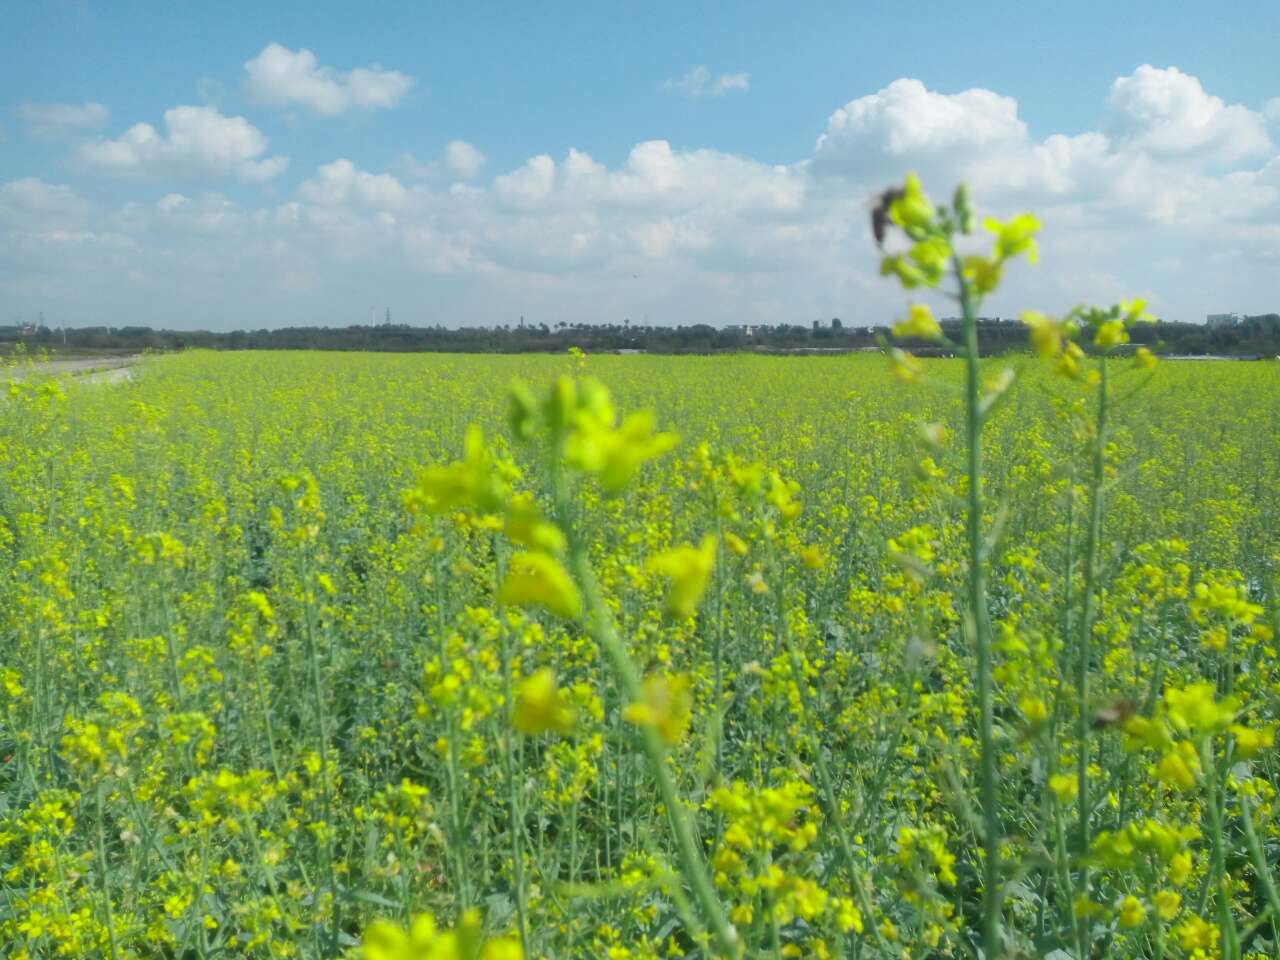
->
[[301, 545, 341, 948], [763, 534, 887, 953], [955, 255, 1002, 959], [1202, 739, 1241, 959], [95, 781, 121, 960], [252, 656, 283, 780], [432, 552, 472, 910], [1239, 792, 1280, 937], [1075, 354, 1108, 946], [550, 466, 738, 958], [494, 544, 531, 958]]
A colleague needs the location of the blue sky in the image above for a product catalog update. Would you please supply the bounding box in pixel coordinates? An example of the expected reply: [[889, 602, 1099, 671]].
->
[[3, 1, 1279, 329]]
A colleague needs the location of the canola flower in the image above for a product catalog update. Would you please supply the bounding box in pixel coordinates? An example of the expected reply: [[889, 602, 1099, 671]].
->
[[0, 181, 1278, 960]]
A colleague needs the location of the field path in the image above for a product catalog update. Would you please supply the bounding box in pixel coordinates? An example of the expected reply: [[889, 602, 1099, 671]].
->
[[5, 354, 143, 384]]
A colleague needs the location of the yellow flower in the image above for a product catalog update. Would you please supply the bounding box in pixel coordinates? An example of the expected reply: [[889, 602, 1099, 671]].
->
[[798, 544, 826, 571], [1163, 682, 1236, 736], [879, 254, 927, 289], [906, 236, 950, 286], [1056, 340, 1086, 379], [1230, 723, 1274, 758], [962, 255, 1003, 294], [1174, 915, 1218, 953], [512, 669, 575, 736], [1168, 851, 1193, 886], [1119, 298, 1154, 324], [892, 303, 942, 340], [1093, 319, 1128, 349], [503, 496, 567, 554], [835, 898, 863, 934], [888, 172, 935, 232], [648, 535, 717, 619], [889, 348, 924, 383], [1021, 310, 1064, 359], [566, 407, 678, 495], [1117, 895, 1145, 928], [984, 213, 1041, 264], [767, 472, 802, 522], [1048, 773, 1078, 804], [499, 552, 582, 620], [405, 426, 510, 516], [1134, 346, 1158, 370], [1020, 695, 1048, 725], [1155, 741, 1200, 791], [1153, 889, 1181, 920], [623, 673, 693, 746], [362, 910, 522, 960]]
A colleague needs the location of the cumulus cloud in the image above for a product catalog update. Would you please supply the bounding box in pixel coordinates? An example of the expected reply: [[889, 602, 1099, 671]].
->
[[244, 43, 413, 116], [5, 65, 1279, 329], [398, 140, 487, 181], [17, 101, 109, 138], [79, 105, 288, 182], [443, 140, 486, 179], [1106, 65, 1271, 164], [299, 159, 408, 209], [0, 177, 89, 221], [812, 78, 1025, 179], [663, 66, 750, 98]]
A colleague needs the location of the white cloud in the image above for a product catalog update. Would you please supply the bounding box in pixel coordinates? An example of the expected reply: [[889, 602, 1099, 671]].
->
[[494, 155, 557, 209], [299, 159, 408, 209], [1106, 65, 1271, 164], [6, 66, 1280, 329], [79, 105, 288, 182], [398, 140, 487, 181], [812, 78, 1025, 178], [443, 140, 486, 179], [663, 66, 750, 98], [244, 43, 413, 116], [17, 101, 109, 137], [0, 178, 89, 222]]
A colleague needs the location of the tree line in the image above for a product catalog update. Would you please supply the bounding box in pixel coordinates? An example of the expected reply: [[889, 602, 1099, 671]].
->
[[3, 315, 1279, 357]]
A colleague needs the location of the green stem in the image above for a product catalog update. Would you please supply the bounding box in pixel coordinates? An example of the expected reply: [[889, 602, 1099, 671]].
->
[[956, 255, 1002, 959], [1240, 793, 1280, 931], [1075, 354, 1108, 949], [301, 544, 340, 947], [1202, 739, 1241, 960], [551, 464, 738, 958], [496, 542, 530, 957], [95, 782, 121, 960]]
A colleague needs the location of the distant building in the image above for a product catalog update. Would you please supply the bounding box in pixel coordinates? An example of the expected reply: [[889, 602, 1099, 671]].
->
[[1207, 312, 1243, 327]]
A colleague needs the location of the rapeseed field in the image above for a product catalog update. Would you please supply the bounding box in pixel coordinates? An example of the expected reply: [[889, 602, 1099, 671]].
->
[[2, 180, 1278, 959]]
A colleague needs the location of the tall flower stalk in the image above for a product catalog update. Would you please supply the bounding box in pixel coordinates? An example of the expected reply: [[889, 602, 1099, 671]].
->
[[880, 173, 1041, 957]]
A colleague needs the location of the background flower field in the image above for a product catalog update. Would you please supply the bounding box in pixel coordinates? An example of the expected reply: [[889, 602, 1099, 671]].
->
[[2, 349, 1278, 958]]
